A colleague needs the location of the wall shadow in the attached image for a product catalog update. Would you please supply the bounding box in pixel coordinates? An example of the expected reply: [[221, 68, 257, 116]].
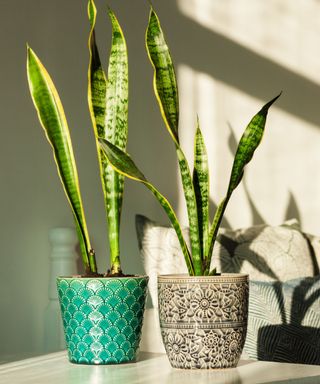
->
[[164, 0, 320, 129], [257, 276, 320, 365]]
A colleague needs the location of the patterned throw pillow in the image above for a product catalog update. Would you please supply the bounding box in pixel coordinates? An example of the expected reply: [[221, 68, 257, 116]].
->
[[136, 215, 318, 308], [245, 276, 320, 364]]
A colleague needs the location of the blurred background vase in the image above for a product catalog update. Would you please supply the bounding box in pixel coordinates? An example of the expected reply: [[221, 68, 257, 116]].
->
[[44, 227, 78, 353]]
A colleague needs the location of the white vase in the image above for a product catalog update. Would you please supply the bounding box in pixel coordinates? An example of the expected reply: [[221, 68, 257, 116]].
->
[[43, 227, 78, 352]]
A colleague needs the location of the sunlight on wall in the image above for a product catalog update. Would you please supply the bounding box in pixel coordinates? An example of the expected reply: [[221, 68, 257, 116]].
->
[[178, 0, 320, 85], [175, 0, 320, 234], [177, 67, 320, 233]]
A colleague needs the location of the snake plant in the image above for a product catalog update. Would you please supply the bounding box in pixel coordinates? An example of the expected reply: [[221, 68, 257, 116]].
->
[[27, 0, 128, 276], [99, 7, 281, 276]]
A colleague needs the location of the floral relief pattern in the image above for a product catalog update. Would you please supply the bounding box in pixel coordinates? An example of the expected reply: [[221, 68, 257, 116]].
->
[[158, 276, 248, 369], [161, 328, 246, 369], [158, 280, 248, 324], [166, 333, 189, 366]]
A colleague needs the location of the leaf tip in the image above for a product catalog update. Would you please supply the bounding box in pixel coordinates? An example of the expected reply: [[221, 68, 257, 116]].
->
[[107, 5, 113, 15], [148, 4, 159, 23], [261, 91, 282, 115], [270, 91, 282, 104], [26, 44, 33, 55], [107, 5, 117, 22], [148, 0, 154, 11], [26, 44, 31, 60], [26, 45, 36, 65], [196, 114, 200, 129]]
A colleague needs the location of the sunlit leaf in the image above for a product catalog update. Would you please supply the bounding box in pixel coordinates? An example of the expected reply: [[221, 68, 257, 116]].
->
[[27, 47, 97, 274]]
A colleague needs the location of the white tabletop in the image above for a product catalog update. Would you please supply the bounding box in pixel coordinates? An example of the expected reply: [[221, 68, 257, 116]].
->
[[1, 351, 320, 384]]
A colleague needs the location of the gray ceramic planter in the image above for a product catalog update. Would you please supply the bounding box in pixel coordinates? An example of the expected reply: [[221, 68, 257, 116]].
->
[[158, 274, 249, 369]]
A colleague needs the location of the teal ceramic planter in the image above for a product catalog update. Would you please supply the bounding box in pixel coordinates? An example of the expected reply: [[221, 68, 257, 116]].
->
[[57, 276, 148, 365]]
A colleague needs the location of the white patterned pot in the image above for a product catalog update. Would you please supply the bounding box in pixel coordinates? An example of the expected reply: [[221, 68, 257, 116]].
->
[[158, 274, 249, 369]]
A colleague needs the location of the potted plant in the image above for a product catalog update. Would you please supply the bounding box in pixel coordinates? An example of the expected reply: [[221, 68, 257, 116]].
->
[[99, 7, 280, 369], [27, 0, 148, 365]]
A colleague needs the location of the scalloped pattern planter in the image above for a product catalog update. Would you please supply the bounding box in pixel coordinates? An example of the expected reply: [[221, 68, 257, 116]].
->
[[57, 276, 148, 365], [158, 274, 248, 369]]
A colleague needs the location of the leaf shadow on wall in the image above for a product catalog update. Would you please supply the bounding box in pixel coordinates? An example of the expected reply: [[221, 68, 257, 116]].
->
[[166, 0, 320, 128], [213, 126, 320, 364], [256, 277, 320, 364]]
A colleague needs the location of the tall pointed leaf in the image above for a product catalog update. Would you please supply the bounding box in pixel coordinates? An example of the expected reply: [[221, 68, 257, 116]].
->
[[88, 0, 128, 273], [27, 47, 97, 274], [193, 120, 210, 258], [206, 93, 281, 272], [88, 0, 106, 139], [227, 93, 281, 195], [146, 9, 179, 143], [146, 8, 202, 274], [99, 138, 195, 275]]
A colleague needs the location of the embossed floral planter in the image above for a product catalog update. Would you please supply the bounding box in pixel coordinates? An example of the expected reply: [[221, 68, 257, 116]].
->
[[158, 274, 248, 369], [57, 276, 148, 365]]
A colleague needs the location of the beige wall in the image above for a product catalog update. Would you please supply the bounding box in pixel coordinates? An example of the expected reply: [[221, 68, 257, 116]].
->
[[1, 0, 320, 361], [175, 0, 320, 232]]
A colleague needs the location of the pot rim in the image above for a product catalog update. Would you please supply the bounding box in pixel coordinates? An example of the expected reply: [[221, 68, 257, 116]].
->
[[158, 273, 249, 279], [56, 275, 149, 280], [158, 273, 248, 280]]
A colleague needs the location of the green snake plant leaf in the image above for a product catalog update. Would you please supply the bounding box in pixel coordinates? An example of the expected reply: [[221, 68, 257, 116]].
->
[[146, 8, 179, 143], [146, 8, 202, 274], [99, 138, 195, 275], [206, 93, 281, 273], [88, 0, 128, 273], [88, 0, 106, 139], [27, 47, 97, 274], [193, 119, 210, 258]]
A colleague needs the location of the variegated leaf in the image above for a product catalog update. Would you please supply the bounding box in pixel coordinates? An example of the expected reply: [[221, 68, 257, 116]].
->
[[99, 138, 195, 275], [88, 0, 128, 273], [146, 8, 202, 274], [193, 120, 210, 259], [227, 93, 281, 195], [207, 94, 281, 273], [27, 47, 97, 274], [146, 9, 179, 143]]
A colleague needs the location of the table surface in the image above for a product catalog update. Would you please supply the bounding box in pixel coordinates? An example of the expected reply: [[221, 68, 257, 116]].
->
[[1, 351, 320, 384]]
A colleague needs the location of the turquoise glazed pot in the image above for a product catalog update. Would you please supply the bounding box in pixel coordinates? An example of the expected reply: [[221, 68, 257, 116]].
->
[[57, 276, 148, 365]]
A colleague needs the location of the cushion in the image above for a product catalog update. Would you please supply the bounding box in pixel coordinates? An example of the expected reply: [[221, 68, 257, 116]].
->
[[244, 276, 320, 364], [136, 215, 318, 308], [303, 232, 320, 275]]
